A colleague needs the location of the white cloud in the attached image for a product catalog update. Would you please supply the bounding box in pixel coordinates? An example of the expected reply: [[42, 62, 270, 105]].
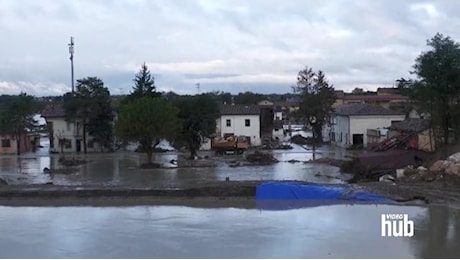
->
[[0, 81, 69, 96], [0, 0, 460, 95]]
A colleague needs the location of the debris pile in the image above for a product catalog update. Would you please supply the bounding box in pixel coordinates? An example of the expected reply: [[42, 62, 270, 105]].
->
[[261, 141, 293, 150], [246, 151, 279, 165], [290, 135, 318, 145], [58, 157, 87, 167], [429, 152, 460, 176], [347, 152, 460, 184]]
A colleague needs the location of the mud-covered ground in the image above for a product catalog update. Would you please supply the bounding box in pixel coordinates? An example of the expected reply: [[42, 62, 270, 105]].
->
[[2, 178, 460, 208]]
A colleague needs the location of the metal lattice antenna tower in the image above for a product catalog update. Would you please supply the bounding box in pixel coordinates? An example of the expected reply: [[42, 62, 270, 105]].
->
[[68, 37, 75, 93], [196, 83, 200, 94]]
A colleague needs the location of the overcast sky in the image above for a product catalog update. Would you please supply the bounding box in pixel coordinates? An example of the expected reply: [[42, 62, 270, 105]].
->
[[1, 0, 460, 96]]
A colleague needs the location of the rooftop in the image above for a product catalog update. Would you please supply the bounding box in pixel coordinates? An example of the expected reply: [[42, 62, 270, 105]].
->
[[41, 103, 65, 118], [389, 118, 430, 132], [333, 103, 404, 116], [342, 94, 408, 102], [220, 104, 260, 115]]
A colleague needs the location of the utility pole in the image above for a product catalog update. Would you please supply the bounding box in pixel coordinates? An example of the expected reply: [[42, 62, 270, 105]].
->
[[69, 37, 75, 93], [196, 82, 200, 94]]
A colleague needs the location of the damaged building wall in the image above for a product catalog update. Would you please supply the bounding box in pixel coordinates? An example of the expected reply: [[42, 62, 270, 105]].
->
[[418, 129, 435, 152]]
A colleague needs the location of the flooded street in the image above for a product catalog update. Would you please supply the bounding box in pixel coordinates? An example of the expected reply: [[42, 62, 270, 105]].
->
[[0, 204, 459, 258], [0, 136, 356, 187], [4, 136, 459, 258]]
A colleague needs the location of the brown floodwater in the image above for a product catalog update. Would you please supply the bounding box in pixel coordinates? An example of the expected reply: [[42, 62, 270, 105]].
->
[[0, 204, 459, 258], [0, 137, 355, 187]]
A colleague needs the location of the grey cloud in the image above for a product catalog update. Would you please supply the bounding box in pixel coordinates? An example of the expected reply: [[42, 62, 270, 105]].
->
[[1, 0, 460, 96], [184, 73, 240, 79]]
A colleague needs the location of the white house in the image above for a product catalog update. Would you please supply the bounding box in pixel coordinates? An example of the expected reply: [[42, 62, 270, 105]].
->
[[41, 103, 109, 153], [272, 120, 285, 141], [329, 103, 405, 148], [216, 104, 261, 146], [273, 105, 283, 121]]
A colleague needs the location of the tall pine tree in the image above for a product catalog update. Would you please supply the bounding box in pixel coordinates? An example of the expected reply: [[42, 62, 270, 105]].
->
[[125, 63, 161, 103]]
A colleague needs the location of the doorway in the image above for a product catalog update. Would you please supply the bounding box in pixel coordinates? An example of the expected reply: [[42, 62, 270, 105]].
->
[[352, 134, 364, 146], [76, 139, 81, 152]]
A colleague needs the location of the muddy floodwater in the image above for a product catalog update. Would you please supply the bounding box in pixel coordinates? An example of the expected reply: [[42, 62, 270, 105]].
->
[[0, 136, 357, 187], [4, 136, 459, 258], [0, 204, 459, 258]]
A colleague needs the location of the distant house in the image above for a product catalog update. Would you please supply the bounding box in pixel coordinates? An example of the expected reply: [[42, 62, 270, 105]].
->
[[274, 99, 300, 114], [258, 100, 275, 132], [377, 87, 399, 95], [257, 100, 274, 107], [272, 120, 285, 141], [387, 118, 435, 152], [333, 88, 409, 109], [41, 103, 109, 153], [0, 133, 37, 155], [216, 104, 261, 146], [329, 103, 405, 148], [273, 106, 283, 121]]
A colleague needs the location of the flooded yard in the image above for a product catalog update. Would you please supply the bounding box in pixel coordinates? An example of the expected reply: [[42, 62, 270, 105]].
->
[[0, 204, 459, 258], [1, 138, 460, 258], [0, 137, 356, 187]]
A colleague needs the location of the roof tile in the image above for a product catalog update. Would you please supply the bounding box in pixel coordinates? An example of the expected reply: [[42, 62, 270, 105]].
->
[[334, 103, 403, 116], [220, 104, 260, 115]]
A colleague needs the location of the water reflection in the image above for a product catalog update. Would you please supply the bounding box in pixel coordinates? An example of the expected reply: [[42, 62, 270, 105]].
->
[[0, 204, 458, 258], [411, 206, 460, 258]]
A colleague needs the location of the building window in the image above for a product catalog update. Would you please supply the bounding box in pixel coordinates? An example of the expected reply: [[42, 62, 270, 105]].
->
[[87, 139, 94, 148], [66, 122, 71, 131], [65, 139, 72, 149], [226, 119, 231, 127], [1, 139, 11, 148], [245, 119, 250, 127]]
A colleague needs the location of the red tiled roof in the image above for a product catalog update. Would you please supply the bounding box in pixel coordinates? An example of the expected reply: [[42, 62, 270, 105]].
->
[[220, 104, 260, 115]]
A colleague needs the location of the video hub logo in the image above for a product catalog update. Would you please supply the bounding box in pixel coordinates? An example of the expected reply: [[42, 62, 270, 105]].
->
[[381, 214, 414, 237]]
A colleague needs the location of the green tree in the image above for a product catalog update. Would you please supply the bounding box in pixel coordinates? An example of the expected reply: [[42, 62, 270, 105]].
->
[[64, 77, 113, 153], [292, 67, 336, 142], [173, 94, 220, 159], [352, 87, 364, 94], [234, 91, 265, 104], [125, 63, 161, 103], [115, 97, 179, 164], [406, 33, 460, 149], [0, 93, 39, 155]]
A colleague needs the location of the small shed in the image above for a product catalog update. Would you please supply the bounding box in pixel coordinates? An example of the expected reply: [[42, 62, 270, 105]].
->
[[388, 118, 435, 152]]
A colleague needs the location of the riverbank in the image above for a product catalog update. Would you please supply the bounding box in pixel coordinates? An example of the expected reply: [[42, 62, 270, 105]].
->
[[1, 179, 460, 208]]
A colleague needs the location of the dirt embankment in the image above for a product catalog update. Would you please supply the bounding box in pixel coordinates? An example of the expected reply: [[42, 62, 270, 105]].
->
[[0, 181, 259, 207], [2, 179, 460, 208]]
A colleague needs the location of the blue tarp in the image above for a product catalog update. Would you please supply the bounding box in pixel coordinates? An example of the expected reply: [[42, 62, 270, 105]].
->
[[256, 182, 394, 209]]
